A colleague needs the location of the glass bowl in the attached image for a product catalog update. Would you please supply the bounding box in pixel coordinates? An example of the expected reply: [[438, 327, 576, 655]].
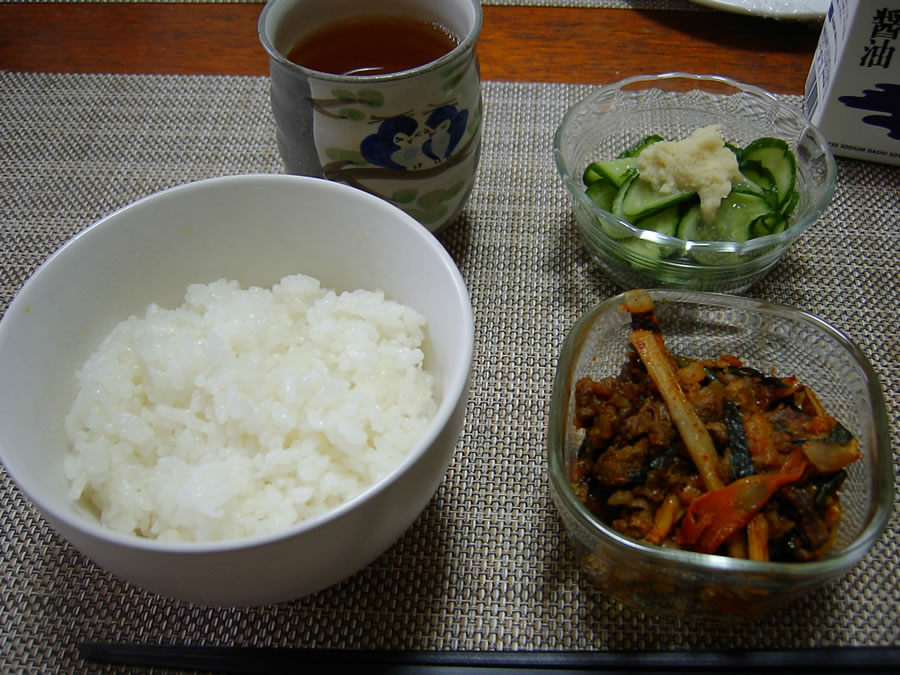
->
[[553, 73, 837, 293], [546, 290, 892, 620]]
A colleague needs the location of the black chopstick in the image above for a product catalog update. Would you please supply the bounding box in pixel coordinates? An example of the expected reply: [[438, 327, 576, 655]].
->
[[77, 643, 900, 673]]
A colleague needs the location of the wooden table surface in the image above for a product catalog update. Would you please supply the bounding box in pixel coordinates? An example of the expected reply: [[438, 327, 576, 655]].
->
[[0, 4, 822, 95]]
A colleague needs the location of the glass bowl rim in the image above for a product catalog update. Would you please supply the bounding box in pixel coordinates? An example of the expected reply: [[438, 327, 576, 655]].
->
[[547, 289, 894, 578], [552, 72, 839, 257]]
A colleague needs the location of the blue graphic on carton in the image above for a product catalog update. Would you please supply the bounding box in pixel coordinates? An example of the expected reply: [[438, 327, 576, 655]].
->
[[839, 83, 900, 140]]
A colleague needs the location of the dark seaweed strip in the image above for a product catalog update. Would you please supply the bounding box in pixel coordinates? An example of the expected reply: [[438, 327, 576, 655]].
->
[[814, 469, 848, 512], [724, 400, 754, 480], [629, 309, 660, 333], [781, 486, 831, 553], [726, 365, 769, 380], [707, 364, 788, 388], [650, 446, 681, 470], [793, 421, 855, 447], [825, 421, 854, 445]]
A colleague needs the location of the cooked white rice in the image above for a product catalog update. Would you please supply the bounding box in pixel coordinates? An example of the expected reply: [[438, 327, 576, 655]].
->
[[63, 274, 437, 543]]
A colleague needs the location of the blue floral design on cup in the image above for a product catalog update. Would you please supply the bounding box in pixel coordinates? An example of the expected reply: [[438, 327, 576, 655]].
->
[[361, 105, 469, 170]]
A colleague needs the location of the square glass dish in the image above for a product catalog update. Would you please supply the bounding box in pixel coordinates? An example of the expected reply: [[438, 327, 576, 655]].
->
[[547, 290, 892, 620]]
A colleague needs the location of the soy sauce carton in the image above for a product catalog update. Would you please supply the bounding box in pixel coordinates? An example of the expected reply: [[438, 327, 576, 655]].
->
[[805, 0, 900, 165]]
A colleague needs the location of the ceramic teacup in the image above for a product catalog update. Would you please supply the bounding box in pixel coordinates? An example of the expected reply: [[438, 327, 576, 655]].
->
[[258, 0, 483, 233]]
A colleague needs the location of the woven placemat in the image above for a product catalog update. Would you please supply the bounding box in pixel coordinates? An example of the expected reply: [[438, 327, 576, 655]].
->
[[1, 71, 898, 671]]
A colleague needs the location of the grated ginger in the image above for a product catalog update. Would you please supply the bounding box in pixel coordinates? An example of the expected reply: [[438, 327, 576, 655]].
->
[[637, 124, 741, 223]]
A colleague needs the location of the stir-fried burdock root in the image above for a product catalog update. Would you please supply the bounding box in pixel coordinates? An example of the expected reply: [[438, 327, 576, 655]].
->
[[571, 290, 860, 561]]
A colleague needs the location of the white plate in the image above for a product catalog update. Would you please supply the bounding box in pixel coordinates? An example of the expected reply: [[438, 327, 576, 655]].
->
[[691, 0, 829, 21]]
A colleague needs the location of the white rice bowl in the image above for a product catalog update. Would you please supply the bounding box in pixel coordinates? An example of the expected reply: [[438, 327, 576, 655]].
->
[[64, 273, 437, 543]]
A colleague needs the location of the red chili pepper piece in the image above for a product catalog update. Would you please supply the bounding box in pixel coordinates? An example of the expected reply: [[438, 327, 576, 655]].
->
[[675, 449, 807, 554]]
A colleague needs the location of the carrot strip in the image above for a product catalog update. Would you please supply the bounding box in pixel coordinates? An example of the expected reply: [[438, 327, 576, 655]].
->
[[675, 448, 807, 554]]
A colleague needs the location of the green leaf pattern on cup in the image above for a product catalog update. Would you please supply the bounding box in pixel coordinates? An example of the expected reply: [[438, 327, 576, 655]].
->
[[313, 89, 386, 119], [357, 90, 384, 107], [390, 180, 466, 225], [391, 189, 419, 205]]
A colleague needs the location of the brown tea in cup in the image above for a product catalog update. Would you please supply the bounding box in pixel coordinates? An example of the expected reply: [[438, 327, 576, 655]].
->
[[287, 15, 461, 77]]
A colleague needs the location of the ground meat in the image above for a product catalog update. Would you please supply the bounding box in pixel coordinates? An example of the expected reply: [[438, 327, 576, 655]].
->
[[592, 437, 650, 487], [574, 376, 643, 446], [619, 398, 675, 447], [687, 380, 725, 423], [572, 350, 857, 562], [705, 420, 729, 446]]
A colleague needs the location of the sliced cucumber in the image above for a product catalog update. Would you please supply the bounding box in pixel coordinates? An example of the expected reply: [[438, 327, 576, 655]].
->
[[780, 190, 800, 219], [610, 169, 639, 220], [581, 130, 801, 269], [583, 157, 638, 188], [725, 141, 743, 157], [583, 163, 603, 186], [586, 180, 617, 212], [737, 162, 780, 210], [620, 237, 671, 262], [739, 160, 777, 193], [751, 214, 779, 238], [768, 218, 789, 235], [587, 179, 633, 240], [709, 191, 775, 243], [617, 206, 681, 260], [740, 138, 797, 209], [635, 205, 679, 237], [617, 133, 665, 159], [676, 203, 704, 241], [588, 180, 634, 240], [750, 209, 792, 238], [616, 176, 695, 223]]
